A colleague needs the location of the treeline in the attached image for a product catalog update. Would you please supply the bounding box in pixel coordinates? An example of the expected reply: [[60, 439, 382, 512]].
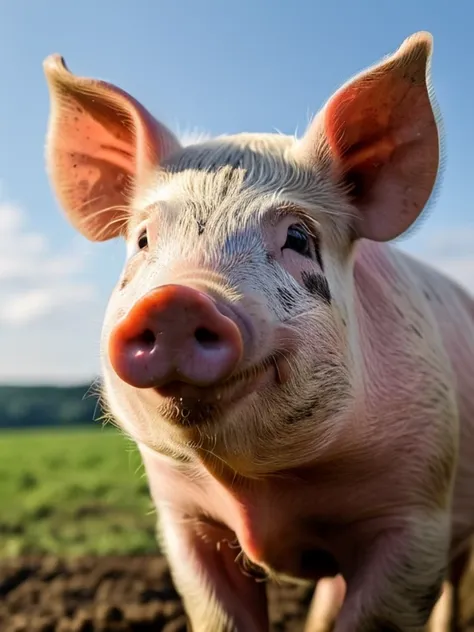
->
[[0, 383, 105, 429]]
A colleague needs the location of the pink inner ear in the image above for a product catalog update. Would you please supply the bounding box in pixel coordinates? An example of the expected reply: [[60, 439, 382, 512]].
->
[[324, 82, 400, 216], [326, 83, 397, 171], [321, 62, 439, 242], [45, 54, 182, 242], [49, 97, 136, 241], [58, 96, 136, 188]]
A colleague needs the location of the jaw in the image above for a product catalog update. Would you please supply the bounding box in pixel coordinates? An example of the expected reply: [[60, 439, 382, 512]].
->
[[101, 342, 353, 479], [102, 339, 289, 427], [100, 352, 280, 448], [100, 292, 352, 475]]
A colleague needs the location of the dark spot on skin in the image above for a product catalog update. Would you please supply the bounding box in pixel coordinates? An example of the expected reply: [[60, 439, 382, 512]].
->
[[288, 364, 347, 425], [218, 169, 234, 199], [301, 271, 331, 304], [423, 289, 432, 302], [277, 287, 298, 311], [409, 324, 422, 338], [394, 305, 403, 318], [196, 219, 206, 236], [266, 251, 274, 263], [118, 276, 129, 291], [300, 548, 340, 579], [290, 399, 317, 424]]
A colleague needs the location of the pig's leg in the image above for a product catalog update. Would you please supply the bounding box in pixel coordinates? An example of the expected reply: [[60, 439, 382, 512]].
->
[[303, 575, 346, 632], [425, 581, 452, 632], [333, 513, 450, 632], [424, 544, 471, 632], [158, 507, 269, 632]]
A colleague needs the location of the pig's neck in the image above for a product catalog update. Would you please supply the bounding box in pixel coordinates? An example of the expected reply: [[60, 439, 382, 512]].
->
[[349, 239, 414, 407]]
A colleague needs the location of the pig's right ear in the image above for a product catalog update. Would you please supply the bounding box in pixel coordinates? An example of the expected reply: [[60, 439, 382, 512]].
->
[[43, 55, 181, 242]]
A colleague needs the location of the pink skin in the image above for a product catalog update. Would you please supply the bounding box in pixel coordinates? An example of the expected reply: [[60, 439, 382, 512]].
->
[[43, 32, 473, 632]]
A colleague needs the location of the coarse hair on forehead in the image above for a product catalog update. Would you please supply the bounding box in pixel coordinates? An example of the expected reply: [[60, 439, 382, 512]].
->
[[134, 131, 351, 242]]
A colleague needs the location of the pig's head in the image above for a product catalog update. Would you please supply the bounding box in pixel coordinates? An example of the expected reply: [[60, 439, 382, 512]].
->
[[43, 32, 440, 476]]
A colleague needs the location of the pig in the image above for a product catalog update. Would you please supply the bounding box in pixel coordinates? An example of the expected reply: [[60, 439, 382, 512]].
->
[[42, 31, 474, 632]]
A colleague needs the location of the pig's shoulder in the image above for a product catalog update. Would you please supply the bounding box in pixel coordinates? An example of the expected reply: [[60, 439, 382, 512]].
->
[[354, 240, 473, 318]]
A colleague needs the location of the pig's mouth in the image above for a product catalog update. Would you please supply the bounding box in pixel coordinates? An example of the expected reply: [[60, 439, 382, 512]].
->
[[151, 352, 288, 424]]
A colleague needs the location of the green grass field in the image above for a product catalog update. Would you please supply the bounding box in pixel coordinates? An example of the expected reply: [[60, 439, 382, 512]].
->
[[0, 427, 158, 558]]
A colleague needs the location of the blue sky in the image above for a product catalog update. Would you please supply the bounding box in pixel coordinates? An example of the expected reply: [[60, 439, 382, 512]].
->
[[0, 0, 473, 384]]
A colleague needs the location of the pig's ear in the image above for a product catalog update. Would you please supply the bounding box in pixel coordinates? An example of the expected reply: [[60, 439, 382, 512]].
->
[[43, 55, 181, 242], [297, 32, 440, 242]]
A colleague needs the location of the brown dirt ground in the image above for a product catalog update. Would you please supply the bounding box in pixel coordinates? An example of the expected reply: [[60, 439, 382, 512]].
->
[[0, 554, 316, 632], [1, 554, 474, 631]]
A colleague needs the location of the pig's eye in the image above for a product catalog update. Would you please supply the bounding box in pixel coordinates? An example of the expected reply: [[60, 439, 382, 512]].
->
[[283, 224, 311, 257], [137, 229, 148, 250]]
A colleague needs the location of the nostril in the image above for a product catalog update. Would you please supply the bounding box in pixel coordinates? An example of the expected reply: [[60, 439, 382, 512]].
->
[[194, 327, 220, 346], [135, 328, 156, 350]]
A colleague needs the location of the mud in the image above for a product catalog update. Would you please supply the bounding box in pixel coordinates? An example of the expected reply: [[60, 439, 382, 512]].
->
[[0, 555, 315, 631]]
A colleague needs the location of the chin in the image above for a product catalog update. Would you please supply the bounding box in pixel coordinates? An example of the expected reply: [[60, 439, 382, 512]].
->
[[145, 354, 283, 429]]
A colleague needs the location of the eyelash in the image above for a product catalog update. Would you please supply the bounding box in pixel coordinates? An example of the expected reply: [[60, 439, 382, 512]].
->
[[282, 224, 312, 258]]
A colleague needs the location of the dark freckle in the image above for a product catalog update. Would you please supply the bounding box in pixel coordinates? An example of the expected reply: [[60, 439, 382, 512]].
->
[[394, 305, 403, 317], [426, 285, 443, 304], [196, 219, 206, 236], [119, 276, 129, 291], [301, 271, 331, 304], [277, 287, 298, 311], [409, 324, 422, 338]]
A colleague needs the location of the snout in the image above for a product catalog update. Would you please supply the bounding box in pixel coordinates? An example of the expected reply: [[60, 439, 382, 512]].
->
[[108, 284, 243, 390]]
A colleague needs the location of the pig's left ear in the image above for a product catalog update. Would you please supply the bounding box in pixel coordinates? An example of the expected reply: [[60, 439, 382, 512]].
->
[[296, 31, 440, 242], [43, 55, 181, 242]]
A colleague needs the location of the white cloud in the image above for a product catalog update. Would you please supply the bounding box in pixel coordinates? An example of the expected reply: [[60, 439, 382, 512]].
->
[[0, 285, 96, 325], [0, 200, 97, 327], [0, 195, 110, 383], [435, 256, 474, 292], [400, 225, 474, 295]]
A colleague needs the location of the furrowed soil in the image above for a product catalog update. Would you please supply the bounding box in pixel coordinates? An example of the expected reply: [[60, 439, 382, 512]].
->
[[0, 554, 316, 631], [2, 429, 474, 631], [2, 554, 474, 632]]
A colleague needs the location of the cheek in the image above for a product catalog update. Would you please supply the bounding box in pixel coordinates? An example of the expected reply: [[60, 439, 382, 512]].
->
[[280, 250, 321, 287]]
